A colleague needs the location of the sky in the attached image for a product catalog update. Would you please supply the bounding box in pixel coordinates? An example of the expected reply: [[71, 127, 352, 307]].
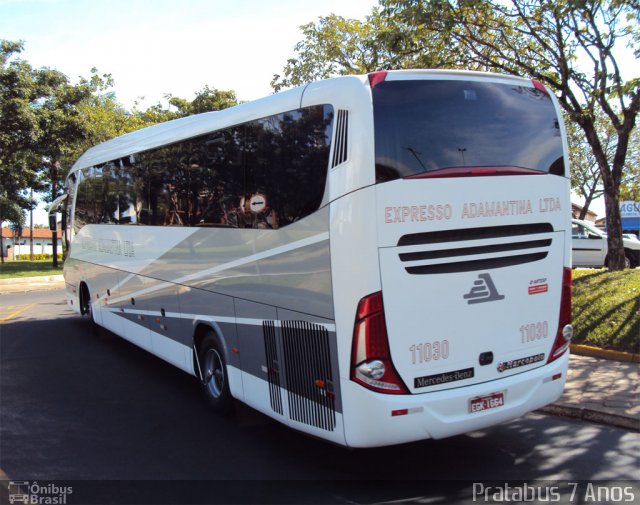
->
[[1, 0, 379, 224], [1, 0, 379, 106]]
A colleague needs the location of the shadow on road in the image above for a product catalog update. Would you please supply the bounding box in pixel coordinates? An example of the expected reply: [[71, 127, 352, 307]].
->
[[1, 311, 638, 504]]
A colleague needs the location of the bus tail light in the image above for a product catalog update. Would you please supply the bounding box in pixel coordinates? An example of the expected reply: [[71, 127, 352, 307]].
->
[[351, 292, 409, 394], [532, 79, 549, 95], [548, 268, 573, 363], [368, 71, 388, 89]]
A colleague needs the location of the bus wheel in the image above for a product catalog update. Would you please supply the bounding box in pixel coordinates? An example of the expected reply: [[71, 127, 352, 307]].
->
[[80, 283, 91, 316], [79, 283, 98, 334], [198, 332, 232, 413]]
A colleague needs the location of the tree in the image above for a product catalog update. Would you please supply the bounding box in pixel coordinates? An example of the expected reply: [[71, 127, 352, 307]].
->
[[58, 69, 147, 170], [568, 118, 605, 219], [167, 85, 238, 116], [276, 1, 638, 268], [619, 126, 640, 201], [569, 111, 639, 218], [0, 41, 47, 223], [271, 11, 414, 91], [1, 40, 100, 266], [381, 0, 639, 269], [34, 70, 97, 267]]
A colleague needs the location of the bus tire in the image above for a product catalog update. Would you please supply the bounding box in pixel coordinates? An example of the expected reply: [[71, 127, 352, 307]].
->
[[79, 282, 99, 335], [198, 332, 232, 414]]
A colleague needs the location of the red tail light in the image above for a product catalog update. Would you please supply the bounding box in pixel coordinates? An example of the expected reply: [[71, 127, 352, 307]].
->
[[351, 292, 409, 394], [548, 268, 573, 363], [368, 71, 388, 89], [405, 166, 544, 179], [532, 79, 549, 95]]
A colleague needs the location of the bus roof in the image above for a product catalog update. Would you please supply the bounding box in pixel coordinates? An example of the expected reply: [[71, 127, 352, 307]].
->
[[68, 84, 307, 175]]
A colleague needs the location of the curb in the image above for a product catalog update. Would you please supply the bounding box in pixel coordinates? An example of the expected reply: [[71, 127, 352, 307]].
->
[[570, 343, 640, 363], [0, 275, 65, 294], [0, 274, 64, 285], [539, 404, 640, 432]]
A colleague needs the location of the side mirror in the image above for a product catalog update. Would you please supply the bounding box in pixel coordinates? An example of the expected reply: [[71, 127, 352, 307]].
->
[[49, 214, 57, 232]]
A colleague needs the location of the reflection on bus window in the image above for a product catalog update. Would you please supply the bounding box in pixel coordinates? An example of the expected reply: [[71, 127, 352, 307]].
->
[[73, 105, 333, 230]]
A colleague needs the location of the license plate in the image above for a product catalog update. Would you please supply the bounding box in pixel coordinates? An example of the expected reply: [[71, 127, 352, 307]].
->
[[469, 392, 504, 413]]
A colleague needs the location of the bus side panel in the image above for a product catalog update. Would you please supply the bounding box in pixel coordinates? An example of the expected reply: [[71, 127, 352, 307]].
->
[[63, 256, 82, 315], [137, 210, 333, 321], [176, 286, 241, 396], [100, 270, 151, 352], [86, 265, 119, 329], [234, 298, 278, 414], [113, 274, 156, 352], [276, 307, 344, 443], [145, 284, 190, 371], [301, 76, 376, 203], [328, 186, 382, 389]]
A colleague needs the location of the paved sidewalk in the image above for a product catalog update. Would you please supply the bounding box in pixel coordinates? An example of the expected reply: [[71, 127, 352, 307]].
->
[[540, 353, 640, 431], [0, 275, 638, 432]]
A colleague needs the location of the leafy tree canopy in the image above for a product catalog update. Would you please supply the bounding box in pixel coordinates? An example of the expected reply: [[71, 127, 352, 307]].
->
[[275, 0, 639, 269]]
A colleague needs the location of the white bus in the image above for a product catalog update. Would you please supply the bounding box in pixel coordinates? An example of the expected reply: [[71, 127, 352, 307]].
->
[[53, 70, 573, 448]]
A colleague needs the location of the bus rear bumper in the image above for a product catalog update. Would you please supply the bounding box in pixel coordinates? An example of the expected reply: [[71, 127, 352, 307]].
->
[[341, 352, 569, 448]]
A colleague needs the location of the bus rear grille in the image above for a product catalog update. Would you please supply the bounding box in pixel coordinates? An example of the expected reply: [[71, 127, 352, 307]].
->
[[398, 223, 553, 246], [398, 223, 554, 275], [281, 321, 336, 431], [263, 321, 283, 415], [331, 110, 349, 168]]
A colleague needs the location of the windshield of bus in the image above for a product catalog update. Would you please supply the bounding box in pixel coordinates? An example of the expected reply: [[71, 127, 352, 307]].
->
[[373, 79, 565, 182]]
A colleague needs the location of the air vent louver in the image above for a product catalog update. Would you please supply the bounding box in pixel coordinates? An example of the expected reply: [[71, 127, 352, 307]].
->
[[331, 110, 349, 168]]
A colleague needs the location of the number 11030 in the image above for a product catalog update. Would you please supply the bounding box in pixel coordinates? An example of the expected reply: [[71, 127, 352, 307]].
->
[[409, 340, 449, 364], [520, 321, 548, 343]]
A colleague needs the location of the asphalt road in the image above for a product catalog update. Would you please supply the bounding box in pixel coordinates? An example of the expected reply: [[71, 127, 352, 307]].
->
[[1, 289, 639, 504]]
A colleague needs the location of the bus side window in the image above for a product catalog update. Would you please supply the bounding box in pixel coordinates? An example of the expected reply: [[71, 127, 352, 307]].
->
[[244, 105, 332, 228], [73, 167, 92, 233], [74, 106, 331, 231]]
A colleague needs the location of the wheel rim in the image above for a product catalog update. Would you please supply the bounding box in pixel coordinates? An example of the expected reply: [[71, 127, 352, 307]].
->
[[204, 348, 225, 398]]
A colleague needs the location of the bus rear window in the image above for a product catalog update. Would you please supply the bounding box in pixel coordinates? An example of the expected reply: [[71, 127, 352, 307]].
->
[[373, 80, 565, 182]]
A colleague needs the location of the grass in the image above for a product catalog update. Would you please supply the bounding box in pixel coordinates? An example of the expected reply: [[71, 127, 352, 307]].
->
[[0, 260, 62, 279], [572, 268, 640, 354]]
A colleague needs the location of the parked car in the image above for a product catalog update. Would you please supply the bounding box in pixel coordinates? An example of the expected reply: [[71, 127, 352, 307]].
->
[[572, 219, 640, 268]]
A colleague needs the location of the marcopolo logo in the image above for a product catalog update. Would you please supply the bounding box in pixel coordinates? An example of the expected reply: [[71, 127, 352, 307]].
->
[[463, 273, 505, 305], [8, 481, 73, 505]]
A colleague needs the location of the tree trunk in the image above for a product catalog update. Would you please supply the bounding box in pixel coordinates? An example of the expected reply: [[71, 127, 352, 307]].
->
[[577, 117, 627, 270], [29, 188, 34, 261], [602, 172, 626, 270], [0, 204, 4, 264], [51, 162, 59, 268]]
